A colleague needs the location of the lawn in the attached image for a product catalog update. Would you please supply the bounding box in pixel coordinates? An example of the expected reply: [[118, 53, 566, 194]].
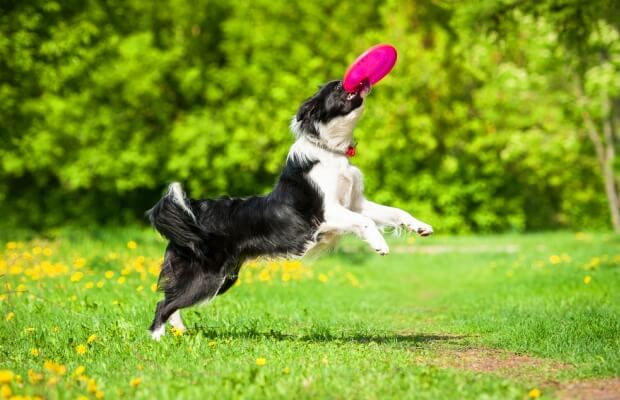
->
[[0, 229, 619, 399]]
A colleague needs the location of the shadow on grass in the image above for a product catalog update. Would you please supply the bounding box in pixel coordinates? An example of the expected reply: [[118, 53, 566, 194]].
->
[[193, 326, 466, 346]]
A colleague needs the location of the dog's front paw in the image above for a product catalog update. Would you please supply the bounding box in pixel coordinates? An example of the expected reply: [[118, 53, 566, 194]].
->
[[365, 227, 390, 255], [404, 220, 433, 237]]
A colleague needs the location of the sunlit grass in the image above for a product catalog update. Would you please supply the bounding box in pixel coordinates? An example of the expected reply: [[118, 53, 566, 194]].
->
[[0, 229, 618, 399]]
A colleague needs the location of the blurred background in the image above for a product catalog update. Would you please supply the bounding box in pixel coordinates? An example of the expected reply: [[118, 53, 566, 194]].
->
[[1, 0, 619, 233]]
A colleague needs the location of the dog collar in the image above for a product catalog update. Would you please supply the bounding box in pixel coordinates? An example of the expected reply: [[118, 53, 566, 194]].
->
[[304, 136, 357, 158], [346, 146, 356, 158]]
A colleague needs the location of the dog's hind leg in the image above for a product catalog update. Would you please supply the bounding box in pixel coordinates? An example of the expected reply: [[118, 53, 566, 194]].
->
[[168, 310, 186, 332], [149, 261, 226, 341]]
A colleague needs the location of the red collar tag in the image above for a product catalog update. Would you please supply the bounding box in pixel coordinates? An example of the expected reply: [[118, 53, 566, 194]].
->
[[346, 146, 356, 158]]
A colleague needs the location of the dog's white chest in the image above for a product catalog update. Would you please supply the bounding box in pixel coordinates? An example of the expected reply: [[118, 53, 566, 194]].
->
[[308, 157, 364, 211]]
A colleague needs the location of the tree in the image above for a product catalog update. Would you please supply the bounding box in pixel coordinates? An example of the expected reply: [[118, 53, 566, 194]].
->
[[457, 0, 620, 231]]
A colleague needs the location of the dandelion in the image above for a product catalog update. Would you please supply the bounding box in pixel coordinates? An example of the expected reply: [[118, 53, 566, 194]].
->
[[71, 271, 84, 282], [584, 275, 592, 284], [28, 369, 43, 384], [87, 334, 97, 344], [77, 396, 89, 400], [282, 367, 290, 374], [117, 277, 126, 284], [52, 326, 60, 333], [48, 376, 59, 385], [76, 344, 87, 355], [96, 390, 104, 399], [150, 283, 158, 292], [127, 241, 138, 250], [104, 271, 115, 279], [85, 282, 94, 289], [258, 270, 271, 282], [208, 341, 217, 348], [528, 388, 541, 398], [136, 285, 144, 292], [6, 242, 17, 250], [171, 327, 184, 337], [87, 378, 98, 393], [73, 257, 86, 268], [549, 255, 561, 264], [43, 247, 52, 256], [255, 358, 266, 366], [24, 327, 35, 333], [1, 384, 12, 398], [318, 273, 328, 283], [96, 280, 105, 288], [30, 348, 40, 357], [5, 312, 15, 322], [130, 377, 142, 387], [73, 366, 86, 377], [0, 370, 14, 384], [44, 360, 66, 375]]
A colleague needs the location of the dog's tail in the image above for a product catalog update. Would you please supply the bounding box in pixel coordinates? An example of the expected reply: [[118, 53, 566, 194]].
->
[[147, 183, 207, 259]]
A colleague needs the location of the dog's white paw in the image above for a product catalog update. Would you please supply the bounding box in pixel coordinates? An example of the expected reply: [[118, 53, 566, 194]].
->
[[150, 325, 165, 341], [403, 219, 433, 237], [365, 227, 390, 255]]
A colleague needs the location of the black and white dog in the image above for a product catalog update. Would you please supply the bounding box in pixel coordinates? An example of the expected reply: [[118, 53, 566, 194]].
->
[[147, 80, 433, 340]]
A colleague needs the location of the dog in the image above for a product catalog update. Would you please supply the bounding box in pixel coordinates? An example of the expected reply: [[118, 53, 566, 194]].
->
[[147, 79, 433, 340]]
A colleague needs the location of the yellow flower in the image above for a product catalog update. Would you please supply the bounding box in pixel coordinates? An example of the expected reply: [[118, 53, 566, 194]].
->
[[28, 369, 43, 384], [282, 367, 290, 374], [30, 348, 40, 357], [117, 276, 126, 284], [0, 370, 14, 384], [6, 242, 17, 250], [5, 312, 15, 322], [52, 326, 60, 333], [85, 281, 94, 289], [127, 241, 138, 250], [77, 396, 89, 400], [43, 247, 52, 256], [104, 271, 115, 279], [76, 344, 87, 355], [44, 360, 66, 375], [47, 376, 59, 385], [73, 366, 86, 377], [71, 271, 84, 282], [255, 358, 266, 366], [73, 257, 86, 268], [87, 334, 97, 344], [136, 285, 144, 292], [258, 270, 271, 281], [87, 378, 98, 393], [549, 255, 561, 264], [95, 390, 105, 399], [318, 273, 328, 283], [171, 327, 184, 337], [584, 275, 592, 284], [1, 384, 12, 398], [528, 388, 541, 398], [130, 377, 142, 387], [150, 283, 158, 292], [24, 327, 35, 333], [208, 341, 217, 348]]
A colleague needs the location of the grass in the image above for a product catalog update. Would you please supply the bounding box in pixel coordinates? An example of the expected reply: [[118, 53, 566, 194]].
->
[[0, 229, 619, 399]]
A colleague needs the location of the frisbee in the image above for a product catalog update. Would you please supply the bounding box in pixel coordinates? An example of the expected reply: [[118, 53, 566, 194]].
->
[[343, 44, 397, 93]]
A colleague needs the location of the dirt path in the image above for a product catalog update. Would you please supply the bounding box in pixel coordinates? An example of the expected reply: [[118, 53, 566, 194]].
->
[[416, 345, 619, 399]]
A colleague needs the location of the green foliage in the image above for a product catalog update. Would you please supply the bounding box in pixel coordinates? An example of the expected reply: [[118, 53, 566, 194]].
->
[[0, 0, 616, 231]]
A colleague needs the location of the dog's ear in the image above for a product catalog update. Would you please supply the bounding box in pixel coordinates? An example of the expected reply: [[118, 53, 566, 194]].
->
[[296, 96, 318, 122]]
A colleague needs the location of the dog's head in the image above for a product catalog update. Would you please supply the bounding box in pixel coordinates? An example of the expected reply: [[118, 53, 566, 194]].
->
[[291, 80, 370, 152]]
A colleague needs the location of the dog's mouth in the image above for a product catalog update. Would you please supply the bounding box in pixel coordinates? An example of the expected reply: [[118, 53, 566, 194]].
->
[[345, 79, 372, 100]]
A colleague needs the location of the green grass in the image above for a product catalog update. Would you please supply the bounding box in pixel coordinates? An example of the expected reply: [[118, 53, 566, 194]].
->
[[0, 229, 619, 399]]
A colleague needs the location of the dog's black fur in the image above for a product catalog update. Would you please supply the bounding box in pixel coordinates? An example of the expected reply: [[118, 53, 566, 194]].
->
[[147, 80, 364, 335]]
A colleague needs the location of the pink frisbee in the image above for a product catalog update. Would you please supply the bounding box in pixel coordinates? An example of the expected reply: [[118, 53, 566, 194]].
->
[[343, 44, 397, 93]]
